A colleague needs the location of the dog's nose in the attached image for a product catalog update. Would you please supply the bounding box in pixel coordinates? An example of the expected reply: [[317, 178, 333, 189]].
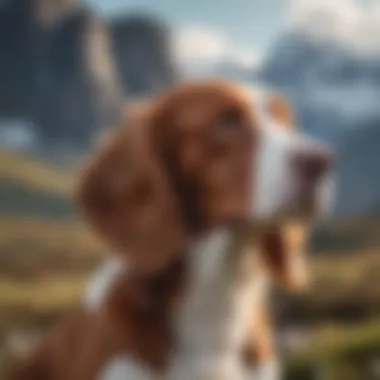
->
[[292, 148, 332, 184]]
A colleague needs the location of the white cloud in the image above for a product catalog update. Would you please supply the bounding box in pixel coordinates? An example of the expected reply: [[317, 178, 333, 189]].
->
[[173, 27, 261, 72], [287, 0, 380, 56]]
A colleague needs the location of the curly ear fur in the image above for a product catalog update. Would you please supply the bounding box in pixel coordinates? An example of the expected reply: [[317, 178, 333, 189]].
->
[[76, 108, 186, 276], [260, 223, 309, 291]]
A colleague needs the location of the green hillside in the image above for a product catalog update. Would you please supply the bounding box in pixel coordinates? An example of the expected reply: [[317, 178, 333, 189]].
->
[[0, 149, 380, 380], [0, 149, 75, 219], [0, 149, 73, 196]]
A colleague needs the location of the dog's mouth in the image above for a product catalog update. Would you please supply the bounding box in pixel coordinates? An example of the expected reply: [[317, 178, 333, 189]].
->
[[284, 142, 335, 222], [276, 173, 335, 223]]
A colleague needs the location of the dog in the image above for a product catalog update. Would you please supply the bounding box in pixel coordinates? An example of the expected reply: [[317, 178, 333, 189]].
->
[[11, 80, 334, 380]]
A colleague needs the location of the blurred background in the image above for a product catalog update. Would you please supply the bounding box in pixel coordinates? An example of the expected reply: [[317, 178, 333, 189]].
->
[[0, 0, 380, 379]]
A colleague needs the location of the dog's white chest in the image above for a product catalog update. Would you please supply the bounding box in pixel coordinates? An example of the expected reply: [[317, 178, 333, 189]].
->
[[93, 230, 268, 380], [168, 230, 267, 380], [98, 357, 160, 380]]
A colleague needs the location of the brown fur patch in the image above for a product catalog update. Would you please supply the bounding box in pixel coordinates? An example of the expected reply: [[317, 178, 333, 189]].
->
[[13, 80, 301, 379]]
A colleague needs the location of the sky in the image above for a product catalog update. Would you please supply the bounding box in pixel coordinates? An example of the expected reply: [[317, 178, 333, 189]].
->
[[86, 0, 286, 52], [86, 0, 287, 67], [85, 0, 380, 70]]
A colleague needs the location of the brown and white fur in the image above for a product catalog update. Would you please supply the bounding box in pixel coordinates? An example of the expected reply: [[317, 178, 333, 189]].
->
[[11, 80, 334, 380]]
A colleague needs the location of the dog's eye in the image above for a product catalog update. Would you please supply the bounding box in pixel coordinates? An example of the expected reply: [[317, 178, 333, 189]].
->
[[216, 108, 242, 131]]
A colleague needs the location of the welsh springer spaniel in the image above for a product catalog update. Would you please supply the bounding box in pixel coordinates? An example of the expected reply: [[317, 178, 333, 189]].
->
[[11, 81, 334, 380]]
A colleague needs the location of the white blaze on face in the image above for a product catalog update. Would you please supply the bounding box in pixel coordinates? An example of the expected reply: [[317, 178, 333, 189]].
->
[[254, 116, 297, 218], [246, 87, 335, 220]]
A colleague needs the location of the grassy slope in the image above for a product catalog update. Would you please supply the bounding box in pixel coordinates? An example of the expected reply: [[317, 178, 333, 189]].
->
[[0, 149, 103, 333], [0, 148, 380, 378], [0, 148, 76, 219], [0, 218, 379, 355], [0, 219, 105, 334], [0, 149, 73, 196]]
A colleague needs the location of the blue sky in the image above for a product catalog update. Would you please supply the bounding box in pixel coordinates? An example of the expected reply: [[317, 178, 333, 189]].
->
[[85, 0, 380, 71], [86, 0, 287, 54]]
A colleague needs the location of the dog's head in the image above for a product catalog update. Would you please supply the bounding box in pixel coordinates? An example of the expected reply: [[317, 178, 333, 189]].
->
[[76, 81, 334, 277]]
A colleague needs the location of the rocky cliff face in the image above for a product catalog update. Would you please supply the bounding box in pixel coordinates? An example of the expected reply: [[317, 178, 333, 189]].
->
[[110, 15, 178, 98], [0, 0, 38, 118], [0, 1, 177, 149], [30, 7, 122, 148]]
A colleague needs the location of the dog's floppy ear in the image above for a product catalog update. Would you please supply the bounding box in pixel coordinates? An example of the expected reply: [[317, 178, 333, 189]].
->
[[260, 223, 309, 291], [76, 108, 185, 276]]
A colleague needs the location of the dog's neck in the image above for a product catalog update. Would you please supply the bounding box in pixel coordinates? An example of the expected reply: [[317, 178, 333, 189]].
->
[[169, 228, 269, 380]]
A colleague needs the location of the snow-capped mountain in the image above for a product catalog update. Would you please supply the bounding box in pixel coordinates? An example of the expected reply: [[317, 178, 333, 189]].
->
[[261, 31, 380, 216]]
